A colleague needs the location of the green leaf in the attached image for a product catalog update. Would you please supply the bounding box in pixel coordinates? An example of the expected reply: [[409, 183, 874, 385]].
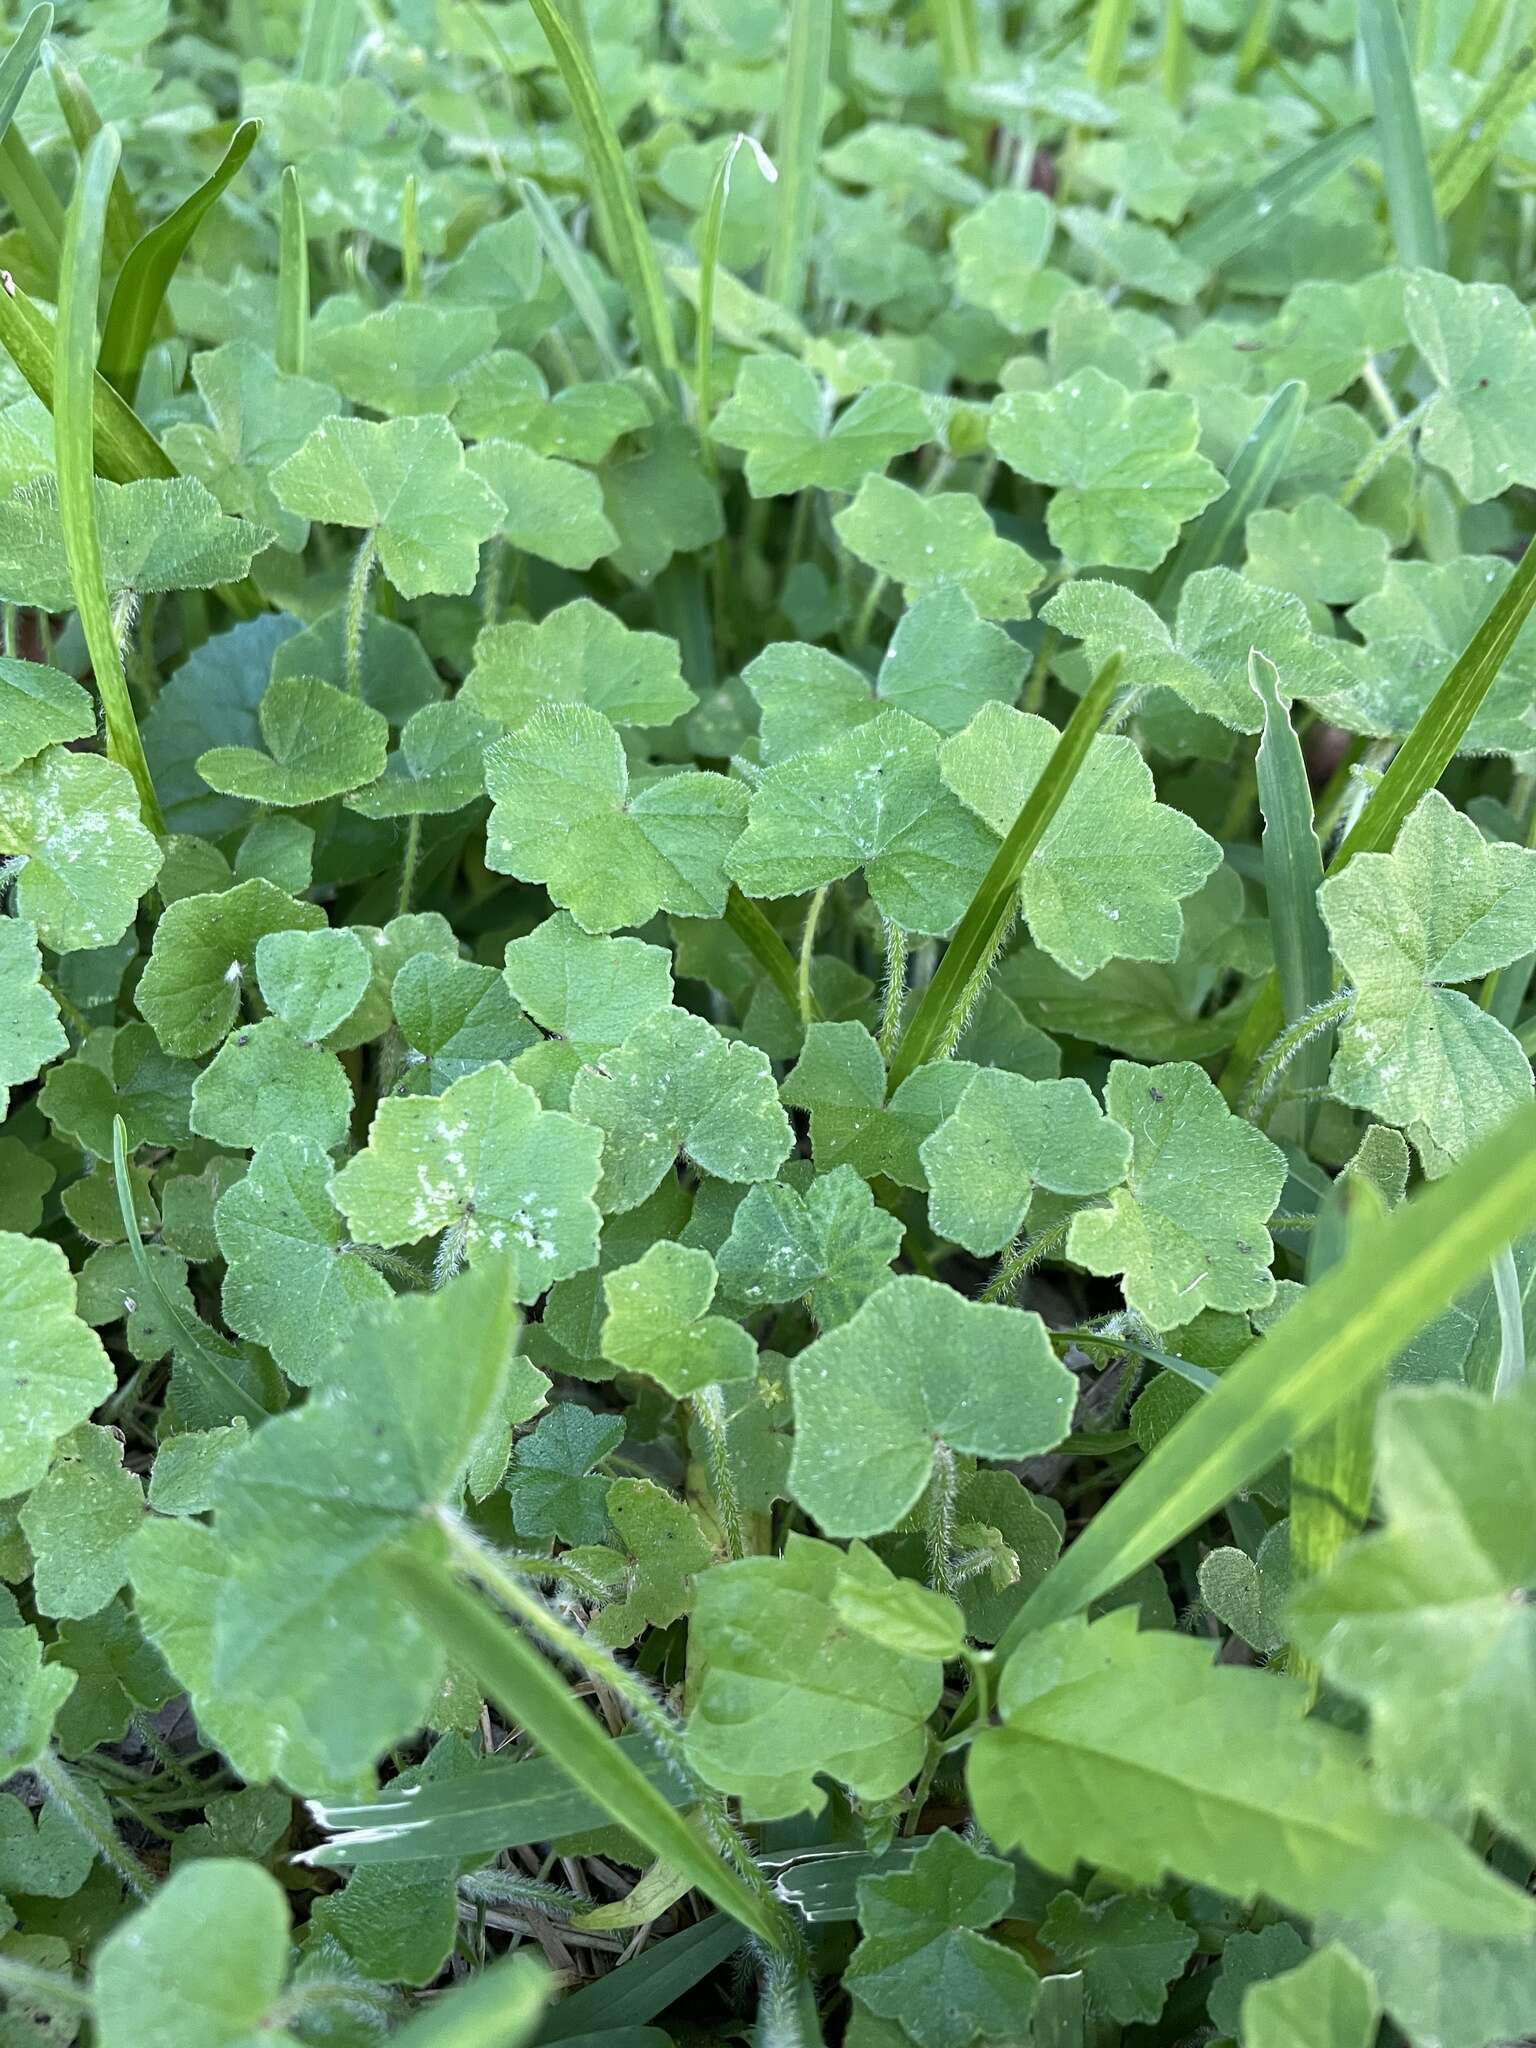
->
[[0, 1232, 114, 1496], [136, 880, 327, 1058], [485, 706, 746, 933], [19, 1424, 142, 1621], [1042, 569, 1350, 734], [580, 1477, 714, 1650], [781, 1020, 977, 1188], [310, 301, 497, 415], [1401, 268, 1536, 503], [465, 439, 618, 571], [951, 189, 1061, 332], [0, 744, 162, 948], [939, 699, 1222, 973], [502, 912, 674, 1062], [214, 1135, 393, 1385], [270, 413, 506, 598], [970, 1607, 1534, 1937], [919, 1070, 1131, 1256], [210, 1260, 523, 1776], [1039, 1891, 1196, 2027], [1241, 1944, 1380, 2048], [833, 476, 1043, 621], [712, 358, 934, 497], [990, 369, 1223, 571], [1066, 1060, 1287, 1330], [1245, 496, 1389, 608], [684, 1533, 950, 1817], [392, 954, 539, 1096], [600, 1241, 757, 1395], [348, 700, 499, 820], [254, 926, 371, 1043], [1198, 1522, 1291, 1655], [0, 654, 94, 770], [728, 709, 995, 935], [570, 1005, 794, 1212], [715, 1166, 903, 1328], [190, 1016, 353, 1151], [506, 1405, 624, 1545], [0, 915, 65, 1114], [788, 1275, 1075, 1537], [875, 589, 1030, 736], [0, 1625, 75, 1773], [92, 1858, 291, 2048], [1321, 791, 1536, 1165], [333, 1061, 602, 1294], [846, 1830, 1040, 2048], [463, 599, 695, 732], [196, 672, 389, 806], [1258, 273, 1408, 403], [1059, 207, 1208, 303], [161, 340, 341, 554], [0, 474, 272, 609]]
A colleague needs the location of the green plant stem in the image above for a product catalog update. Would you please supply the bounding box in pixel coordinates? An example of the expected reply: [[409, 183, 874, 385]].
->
[[32, 1751, 156, 1901], [980, 1217, 1072, 1302], [765, 0, 832, 313], [726, 887, 817, 1022], [797, 884, 827, 1026], [693, 1384, 744, 1559], [276, 164, 308, 375], [397, 814, 422, 918], [878, 919, 908, 1059], [1241, 990, 1355, 1119], [344, 531, 378, 697]]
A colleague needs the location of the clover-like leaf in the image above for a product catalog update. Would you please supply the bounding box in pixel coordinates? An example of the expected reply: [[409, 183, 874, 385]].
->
[[39, 1023, 196, 1160], [1066, 1060, 1288, 1329], [990, 369, 1224, 571], [19, 1424, 144, 1621], [1043, 568, 1351, 734], [847, 1830, 1041, 2048], [0, 746, 163, 949], [1260, 272, 1408, 401], [332, 1061, 602, 1294], [196, 674, 389, 806], [215, 1134, 393, 1386], [503, 911, 674, 1059], [190, 1017, 354, 1152], [1404, 268, 1536, 503], [0, 1626, 76, 1772], [347, 699, 498, 819], [1060, 206, 1207, 303], [728, 709, 994, 935], [485, 705, 746, 933], [463, 598, 695, 731], [1039, 1892, 1198, 2027], [0, 476, 273, 609], [505, 1404, 624, 1546], [162, 340, 343, 553], [1321, 791, 1536, 1167], [951, 189, 1061, 332], [577, 1477, 714, 1650], [1242, 1945, 1381, 2048], [833, 474, 1043, 621], [466, 439, 619, 570], [392, 953, 538, 1096], [940, 700, 1222, 973], [716, 1167, 903, 1329], [920, 1070, 1131, 1256], [270, 413, 506, 598], [600, 1241, 757, 1395], [310, 301, 498, 415], [0, 654, 94, 771], [0, 916, 65, 1116], [712, 357, 934, 497], [0, 1233, 115, 1497], [780, 1021, 979, 1189], [254, 927, 372, 1044], [137, 880, 327, 1057], [1245, 496, 1389, 608], [789, 1275, 1075, 1537], [570, 1005, 794, 1212]]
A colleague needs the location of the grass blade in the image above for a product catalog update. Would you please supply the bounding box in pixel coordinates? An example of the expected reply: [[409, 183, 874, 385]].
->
[[0, 5, 61, 288], [1250, 651, 1332, 1139], [389, 1538, 791, 1952], [275, 163, 307, 375], [696, 135, 775, 472], [1150, 379, 1304, 609], [726, 885, 816, 1024], [514, 176, 625, 381], [1085, 0, 1136, 91], [538, 1916, 746, 2041], [1432, 35, 1536, 217], [994, 1096, 1536, 1654], [382, 1956, 549, 2048], [1223, 529, 1536, 1099], [0, 6, 49, 152], [44, 45, 141, 263], [55, 127, 162, 830], [1181, 123, 1371, 270], [0, 269, 176, 481], [97, 117, 261, 397], [1453, 0, 1512, 72], [1359, 0, 1443, 268], [887, 655, 1123, 1092], [297, 0, 360, 84], [513, 0, 679, 386], [764, 0, 832, 314]]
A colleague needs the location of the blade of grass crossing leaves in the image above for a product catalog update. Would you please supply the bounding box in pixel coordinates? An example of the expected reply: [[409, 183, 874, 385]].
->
[[516, 0, 679, 386], [276, 165, 307, 375], [887, 655, 1123, 1091], [98, 119, 261, 397], [1223, 526, 1536, 1100], [765, 0, 832, 314], [1149, 380, 1304, 608], [1181, 124, 1371, 270], [383, 1956, 550, 2048], [1432, 37, 1536, 218], [44, 47, 141, 264], [1234, 0, 1277, 88], [1359, 0, 1443, 269], [994, 1096, 1536, 1654], [696, 136, 776, 474], [539, 1917, 746, 2040], [1491, 1244, 1527, 1396], [726, 885, 817, 1022], [297, 0, 360, 83], [515, 175, 625, 381], [1085, 0, 1136, 91], [54, 128, 163, 830], [388, 1537, 793, 1952], [1453, 0, 1513, 72], [0, 7, 49, 152]]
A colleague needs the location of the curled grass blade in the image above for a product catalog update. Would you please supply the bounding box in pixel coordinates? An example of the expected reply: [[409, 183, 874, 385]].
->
[[55, 127, 163, 830], [995, 1096, 1536, 1654], [98, 117, 261, 397], [765, 0, 833, 314], [44, 45, 141, 263], [886, 655, 1124, 1092], [1359, 0, 1443, 268]]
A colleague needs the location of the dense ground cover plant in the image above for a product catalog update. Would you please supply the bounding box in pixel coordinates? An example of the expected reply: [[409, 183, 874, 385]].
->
[[5, 0, 1536, 2040]]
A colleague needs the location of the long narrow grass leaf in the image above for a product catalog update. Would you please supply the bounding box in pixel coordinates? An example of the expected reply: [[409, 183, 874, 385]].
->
[[1085, 0, 1136, 91], [1453, 0, 1512, 72], [98, 117, 261, 396], [1181, 123, 1371, 269], [1150, 379, 1304, 609], [887, 655, 1123, 1091], [45, 46, 141, 265], [764, 0, 832, 314], [297, 0, 360, 85], [55, 128, 163, 829], [0, 269, 174, 480], [995, 1096, 1536, 1653], [1492, 1243, 1527, 1396], [515, 175, 625, 381], [1432, 35, 1536, 216], [538, 1917, 746, 2041], [726, 885, 816, 1023], [276, 163, 307, 375], [1359, 0, 1443, 268], [0, 7, 50, 154]]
